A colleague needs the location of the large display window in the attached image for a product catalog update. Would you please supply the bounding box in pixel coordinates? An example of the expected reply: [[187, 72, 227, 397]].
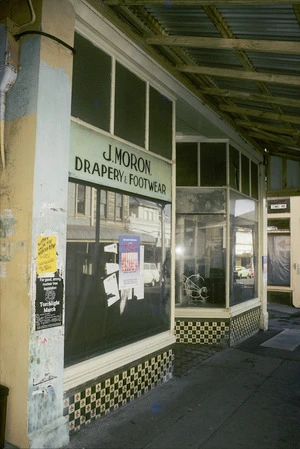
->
[[229, 192, 258, 306], [175, 141, 260, 309], [175, 189, 226, 308], [65, 182, 171, 367]]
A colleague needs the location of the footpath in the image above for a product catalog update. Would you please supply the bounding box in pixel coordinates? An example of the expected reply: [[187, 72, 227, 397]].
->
[[62, 303, 300, 449]]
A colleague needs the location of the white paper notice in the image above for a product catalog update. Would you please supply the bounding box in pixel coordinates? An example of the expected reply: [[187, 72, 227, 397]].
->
[[103, 273, 120, 307]]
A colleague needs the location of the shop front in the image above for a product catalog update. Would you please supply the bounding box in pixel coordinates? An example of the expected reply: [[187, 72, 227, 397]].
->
[[63, 24, 176, 432], [174, 140, 265, 346], [0, 1, 268, 448]]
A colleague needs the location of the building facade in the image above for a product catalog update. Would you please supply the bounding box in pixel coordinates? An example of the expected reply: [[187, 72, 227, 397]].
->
[[267, 155, 300, 307], [0, 1, 267, 448]]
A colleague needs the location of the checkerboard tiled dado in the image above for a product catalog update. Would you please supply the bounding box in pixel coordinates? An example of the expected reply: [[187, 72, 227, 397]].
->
[[63, 349, 174, 434], [175, 319, 230, 344], [64, 308, 260, 434], [230, 307, 260, 345], [174, 307, 260, 346]]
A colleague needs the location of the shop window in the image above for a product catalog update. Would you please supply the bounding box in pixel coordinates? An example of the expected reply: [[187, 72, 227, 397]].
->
[[176, 214, 226, 308], [229, 192, 258, 306], [115, 63, 146, 148], [71, 33, 111, 131], [241, 154, 250, 196], [229, 145, 240, 191], [200, 142, 226, 186], [286, 160, 300, 189], [268, 156, 300, 193], [176, 142, 198, 186], [65, 181, 171, 366], [269, 156, 282, 191], [175, 188, 226, 308], [251, 161, 259, 200], [149, 87, 172, 159], [267, 218, 290, 287]]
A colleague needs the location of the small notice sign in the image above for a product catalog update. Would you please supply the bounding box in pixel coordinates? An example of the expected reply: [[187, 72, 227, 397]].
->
[[35, 275, 63, 330], [37, 236, 57, 274]]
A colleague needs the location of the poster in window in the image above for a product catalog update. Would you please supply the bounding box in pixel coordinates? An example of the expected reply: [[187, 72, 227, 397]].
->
[[119, 235, 140, 289]]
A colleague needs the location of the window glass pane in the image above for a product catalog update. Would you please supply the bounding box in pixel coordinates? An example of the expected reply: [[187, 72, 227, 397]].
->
[[115, 63, 146, 147], [251, 161, 258, 199], [175, 214, 226, 308], [200, 143, 226, 186], [65, 181, 171, 366], [241, 154, 250, 196], [176, 188, 226, 214], [269, 156, 282, 191], [267, 234, 290, 286], [71, 33, 111, 131], [286, 159, 300, 189], [267, 218, 290, 232], [229, 146, 240, 190], [116, 193, 123, 220], [100, 190, 107, 218], [149, 87, 172, 159], [76, 184, 86, 215], [176, 142, 198, 186], [229, 191, 258, 306]]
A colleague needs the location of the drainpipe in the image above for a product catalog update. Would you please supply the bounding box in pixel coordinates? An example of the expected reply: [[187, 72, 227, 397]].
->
[[0, 0, 36, 169], [0, 23, 18, 169]]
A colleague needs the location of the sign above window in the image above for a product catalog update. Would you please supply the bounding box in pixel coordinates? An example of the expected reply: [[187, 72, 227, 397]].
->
[[267, 199, 290, 214], [69, 121, 172, 202]]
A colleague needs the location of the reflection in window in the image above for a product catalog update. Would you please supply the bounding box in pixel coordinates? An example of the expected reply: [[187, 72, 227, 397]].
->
[[230, 192, 258, 306], [100, 190, 107, 218], [116, 193, 123, 220], [267, 218, 290, 287], [267, 234, 290, 286], [65, 181, 171, 367], [175, 214, 226, 308], [76, 184, 86, 215]]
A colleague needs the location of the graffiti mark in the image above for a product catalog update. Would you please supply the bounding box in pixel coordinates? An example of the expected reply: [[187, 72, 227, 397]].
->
[[0, 211, 16, 238]]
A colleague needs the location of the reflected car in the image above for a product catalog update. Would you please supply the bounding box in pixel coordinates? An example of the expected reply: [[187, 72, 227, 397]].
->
[[144, 263, 160, 286], [233, 266, 251, 279]]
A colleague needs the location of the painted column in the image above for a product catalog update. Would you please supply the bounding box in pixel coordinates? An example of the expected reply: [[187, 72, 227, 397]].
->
[[0, 1, 75, 447]]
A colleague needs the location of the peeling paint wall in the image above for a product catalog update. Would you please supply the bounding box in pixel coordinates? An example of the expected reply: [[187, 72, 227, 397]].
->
[[0, 1, 75, 447]]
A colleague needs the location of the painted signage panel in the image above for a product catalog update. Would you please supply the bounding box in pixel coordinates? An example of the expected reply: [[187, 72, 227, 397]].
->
[[69, 121, 172, 202]]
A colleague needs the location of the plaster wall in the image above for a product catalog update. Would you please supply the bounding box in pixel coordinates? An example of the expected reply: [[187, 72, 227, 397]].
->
[[0, 1, 75, 447]]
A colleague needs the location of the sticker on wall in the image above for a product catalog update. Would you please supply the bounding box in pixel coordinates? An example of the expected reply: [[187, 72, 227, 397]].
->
[[35, 274, 63, 330], [37, 236, 57, 274]]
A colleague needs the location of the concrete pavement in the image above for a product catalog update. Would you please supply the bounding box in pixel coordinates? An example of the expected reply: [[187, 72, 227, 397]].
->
[[63, 303, 300, 449]]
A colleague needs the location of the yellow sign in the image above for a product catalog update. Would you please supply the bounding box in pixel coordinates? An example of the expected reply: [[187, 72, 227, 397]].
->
[[37, 236, 57, 274]]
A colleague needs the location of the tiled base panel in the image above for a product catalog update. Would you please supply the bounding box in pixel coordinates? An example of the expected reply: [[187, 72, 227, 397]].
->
[[63, 348, 174, 434], [64, 307, 260, 434], [175, 307, 260, 347], [230, 307, 261, 345]]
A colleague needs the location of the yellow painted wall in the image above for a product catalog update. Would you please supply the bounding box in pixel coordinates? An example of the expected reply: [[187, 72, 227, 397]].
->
[[0, 115, 37, 447]]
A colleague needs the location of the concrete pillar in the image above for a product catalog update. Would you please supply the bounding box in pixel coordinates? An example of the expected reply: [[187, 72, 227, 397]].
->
[[0, 1, 75, 447]]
